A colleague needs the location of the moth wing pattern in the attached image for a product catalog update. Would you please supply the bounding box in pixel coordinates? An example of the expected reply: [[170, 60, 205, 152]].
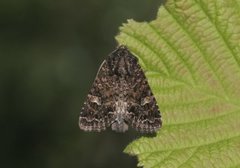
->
[[127, 60, 162, 133], [79, 60, 111, 132], [79, 45, 162, 133]]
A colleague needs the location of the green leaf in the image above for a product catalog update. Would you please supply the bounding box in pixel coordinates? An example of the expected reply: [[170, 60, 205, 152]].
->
[[116, 0, 240, 167]]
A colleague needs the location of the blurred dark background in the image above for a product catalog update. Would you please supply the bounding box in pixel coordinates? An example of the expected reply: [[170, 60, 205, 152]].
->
[[0, 0, 163, 168]]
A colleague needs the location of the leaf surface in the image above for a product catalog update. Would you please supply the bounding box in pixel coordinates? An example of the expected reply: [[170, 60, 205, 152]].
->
[[116, 0, 240, 167]]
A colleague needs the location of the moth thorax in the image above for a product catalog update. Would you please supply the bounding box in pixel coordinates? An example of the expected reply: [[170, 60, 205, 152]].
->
[[114, 56, 131, 76], [111, 100, 128, 132]]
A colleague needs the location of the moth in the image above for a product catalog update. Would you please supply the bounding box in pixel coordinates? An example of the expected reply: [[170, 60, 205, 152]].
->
[[79, 45, 162, 133]]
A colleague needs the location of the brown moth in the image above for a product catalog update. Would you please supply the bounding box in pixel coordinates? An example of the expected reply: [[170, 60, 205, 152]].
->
[[79, 45, 162, 133]]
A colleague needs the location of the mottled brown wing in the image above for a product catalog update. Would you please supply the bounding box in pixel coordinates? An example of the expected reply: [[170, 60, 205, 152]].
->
[[126, 54, 162, 133], [79, 45, 162, 133], [79, 60, 114, 132]]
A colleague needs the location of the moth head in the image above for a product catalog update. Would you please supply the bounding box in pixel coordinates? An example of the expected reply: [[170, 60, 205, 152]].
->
[[108, 45, 138, 76]]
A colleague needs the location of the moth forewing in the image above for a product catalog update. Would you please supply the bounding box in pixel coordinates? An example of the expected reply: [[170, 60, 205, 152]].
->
[[79, 45, 162, 133]]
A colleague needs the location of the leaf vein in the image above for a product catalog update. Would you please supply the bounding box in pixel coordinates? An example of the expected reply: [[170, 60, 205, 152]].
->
[[164, 5, 230, 99], [121, 29, 171, 76], [148, 22, 197, 85], [195, 0, 240, 69]]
